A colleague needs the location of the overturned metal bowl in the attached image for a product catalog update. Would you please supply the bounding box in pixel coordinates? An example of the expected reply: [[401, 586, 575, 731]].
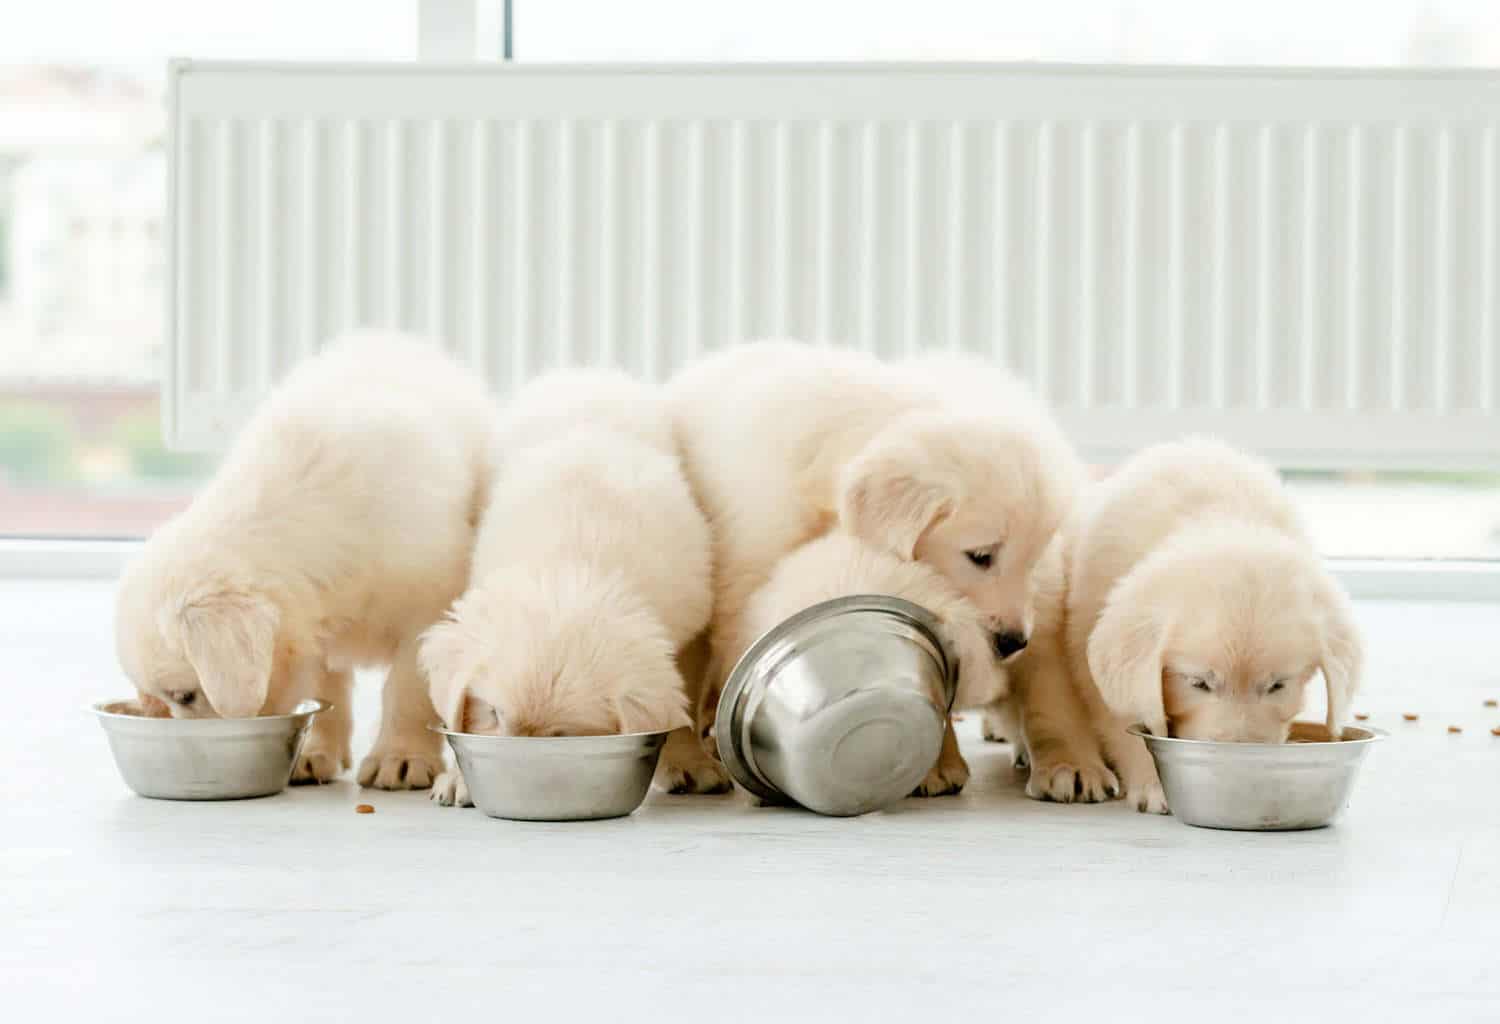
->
[[716, 595, 958, 817], [1131, 722, 1385, 831], [435, 728, 669, 821], [93, 698, 327, 800]]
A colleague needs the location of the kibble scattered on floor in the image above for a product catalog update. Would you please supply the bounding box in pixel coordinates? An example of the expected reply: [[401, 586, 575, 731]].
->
[[1354, 712, 1370, 721], [355, 804, 374, 815], [1448, 725, 1463, 734], [1402, 713, 1420, 721]]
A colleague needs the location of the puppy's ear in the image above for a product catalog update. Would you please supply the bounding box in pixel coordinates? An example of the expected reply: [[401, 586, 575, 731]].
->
[[613, 672, 692, 735], [1315, 575, 1363, 734], [1087, 573, 1170, 737], [838, 442, 956, 560], [419, 618, 472, 731], [175, 589, 277, 718]]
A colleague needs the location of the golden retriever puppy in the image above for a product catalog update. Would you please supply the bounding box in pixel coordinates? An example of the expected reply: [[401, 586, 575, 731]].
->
[[420, 372, 713, 807], [722, 532, 1009, 797], [1022, 438, 1363, 813], [114, 332, 496, 789], [668, 342, 1081, 786]]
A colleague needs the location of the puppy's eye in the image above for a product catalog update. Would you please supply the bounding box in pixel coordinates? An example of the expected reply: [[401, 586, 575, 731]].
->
[[1267, 679, 1286, 694], [965, 549, 994, 570], [1191, 678, 1212, 692]]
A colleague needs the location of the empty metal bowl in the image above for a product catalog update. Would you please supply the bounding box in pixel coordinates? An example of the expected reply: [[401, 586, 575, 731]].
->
[[715, 594, 958, 817], [435, 728, 670, 821], [93, 698, 328, 800], [1131, 722, 1385, 831]]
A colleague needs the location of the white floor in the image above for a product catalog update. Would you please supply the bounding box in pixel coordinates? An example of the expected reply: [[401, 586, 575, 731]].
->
[[5, 580, 1499, 1022]]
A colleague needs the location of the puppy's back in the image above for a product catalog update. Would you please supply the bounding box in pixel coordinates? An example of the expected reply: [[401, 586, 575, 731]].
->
[[475, 427, 713, 650], [1066, 437, 1310, 656]]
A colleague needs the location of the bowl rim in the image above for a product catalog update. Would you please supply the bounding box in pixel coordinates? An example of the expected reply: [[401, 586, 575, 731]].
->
[[91, 697, 330, 722], [428, 724, 674, 743], [1126, 722, 1386, 748]]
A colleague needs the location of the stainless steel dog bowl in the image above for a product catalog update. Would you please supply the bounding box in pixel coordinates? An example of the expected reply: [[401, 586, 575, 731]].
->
[[93, 698, 328, 800], [435, 728, 670, 821], [1131, 722, 1385, 831], [715, 594, 959, 817]]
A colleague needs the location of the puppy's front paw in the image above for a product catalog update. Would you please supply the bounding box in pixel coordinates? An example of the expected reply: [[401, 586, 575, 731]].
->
[[429, 770, 472, 807], [1025, 757, 1120, 804], [358, 749, 441, 790], [291, 745, 349, 785], [659, 757, 733, 795], [658, 728, 734, 795], [980, 709, 1009, 743], [1128, 780, 1169, 815], [911, 750, 970, 797]]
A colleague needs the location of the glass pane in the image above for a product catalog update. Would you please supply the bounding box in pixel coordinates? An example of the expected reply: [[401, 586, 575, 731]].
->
[[0, 2, 416, 538], [1288, 472, 1500, 560], [522, 0, 1500, 66]]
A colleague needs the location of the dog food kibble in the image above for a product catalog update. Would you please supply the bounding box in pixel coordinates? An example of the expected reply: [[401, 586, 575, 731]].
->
[[1353, 712, 1370, 721], [1448, 725, 1463, 734], [1485, 699, 1498, 708], [1492, 726, 1500, 737], [1402, 713, 1419, 721], [355, 804, 375, 814]]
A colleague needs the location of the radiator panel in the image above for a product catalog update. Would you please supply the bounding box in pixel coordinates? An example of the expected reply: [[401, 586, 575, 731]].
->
[[168, 63, 1500, 465]]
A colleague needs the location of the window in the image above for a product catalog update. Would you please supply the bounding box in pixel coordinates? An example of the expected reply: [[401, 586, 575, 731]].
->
[[3, 0, 1497, 563], [0, 2, 418, 538]]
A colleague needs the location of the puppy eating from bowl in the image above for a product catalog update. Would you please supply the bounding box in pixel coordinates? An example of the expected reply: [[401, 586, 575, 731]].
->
[[114, 332, 498, 790], [1018, 437, 1364, 814], [420, 371, 713, 807]]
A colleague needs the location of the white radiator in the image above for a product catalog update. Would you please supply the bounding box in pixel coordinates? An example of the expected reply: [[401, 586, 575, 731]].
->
[[167, 62, 1500, 467]]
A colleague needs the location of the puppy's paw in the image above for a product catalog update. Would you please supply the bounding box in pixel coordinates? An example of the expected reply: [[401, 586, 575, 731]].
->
[[659, 758, 733, 795], [911, 752, 970, 798], [658, 728, 734, 794], [1128, 780, 1170, 815], [980, 709, 1009, 744], [358, 749, 441, 790], [429, 770, 472, 808], [1025, 758, 1120, 804], [1013, 747, 1031, 771], [291, 746, 349, 785]]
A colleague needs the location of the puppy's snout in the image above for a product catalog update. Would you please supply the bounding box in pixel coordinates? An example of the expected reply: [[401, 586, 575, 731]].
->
[[991, 630, 1029, 660]]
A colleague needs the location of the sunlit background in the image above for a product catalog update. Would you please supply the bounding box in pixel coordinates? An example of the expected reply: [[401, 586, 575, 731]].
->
[[1, 0, 1497, 552]]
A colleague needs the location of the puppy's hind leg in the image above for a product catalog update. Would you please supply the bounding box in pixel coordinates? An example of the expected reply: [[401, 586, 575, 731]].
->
[[979, 699, 1029, 769], [292, 663, 353, 784], [359, 638, 444, 791]]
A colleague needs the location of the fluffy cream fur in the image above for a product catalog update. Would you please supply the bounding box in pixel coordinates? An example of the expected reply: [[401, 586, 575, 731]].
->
[[726, 532, 1009, 797], [419, 370, 714, 807], [114, 331, 497, 789], [667, 342, 1082, 782], [1015, 438, 1363, 814]]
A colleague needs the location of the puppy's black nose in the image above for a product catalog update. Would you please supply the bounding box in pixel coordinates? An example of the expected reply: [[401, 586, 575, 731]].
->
[[992, 631, 1029, 659]]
